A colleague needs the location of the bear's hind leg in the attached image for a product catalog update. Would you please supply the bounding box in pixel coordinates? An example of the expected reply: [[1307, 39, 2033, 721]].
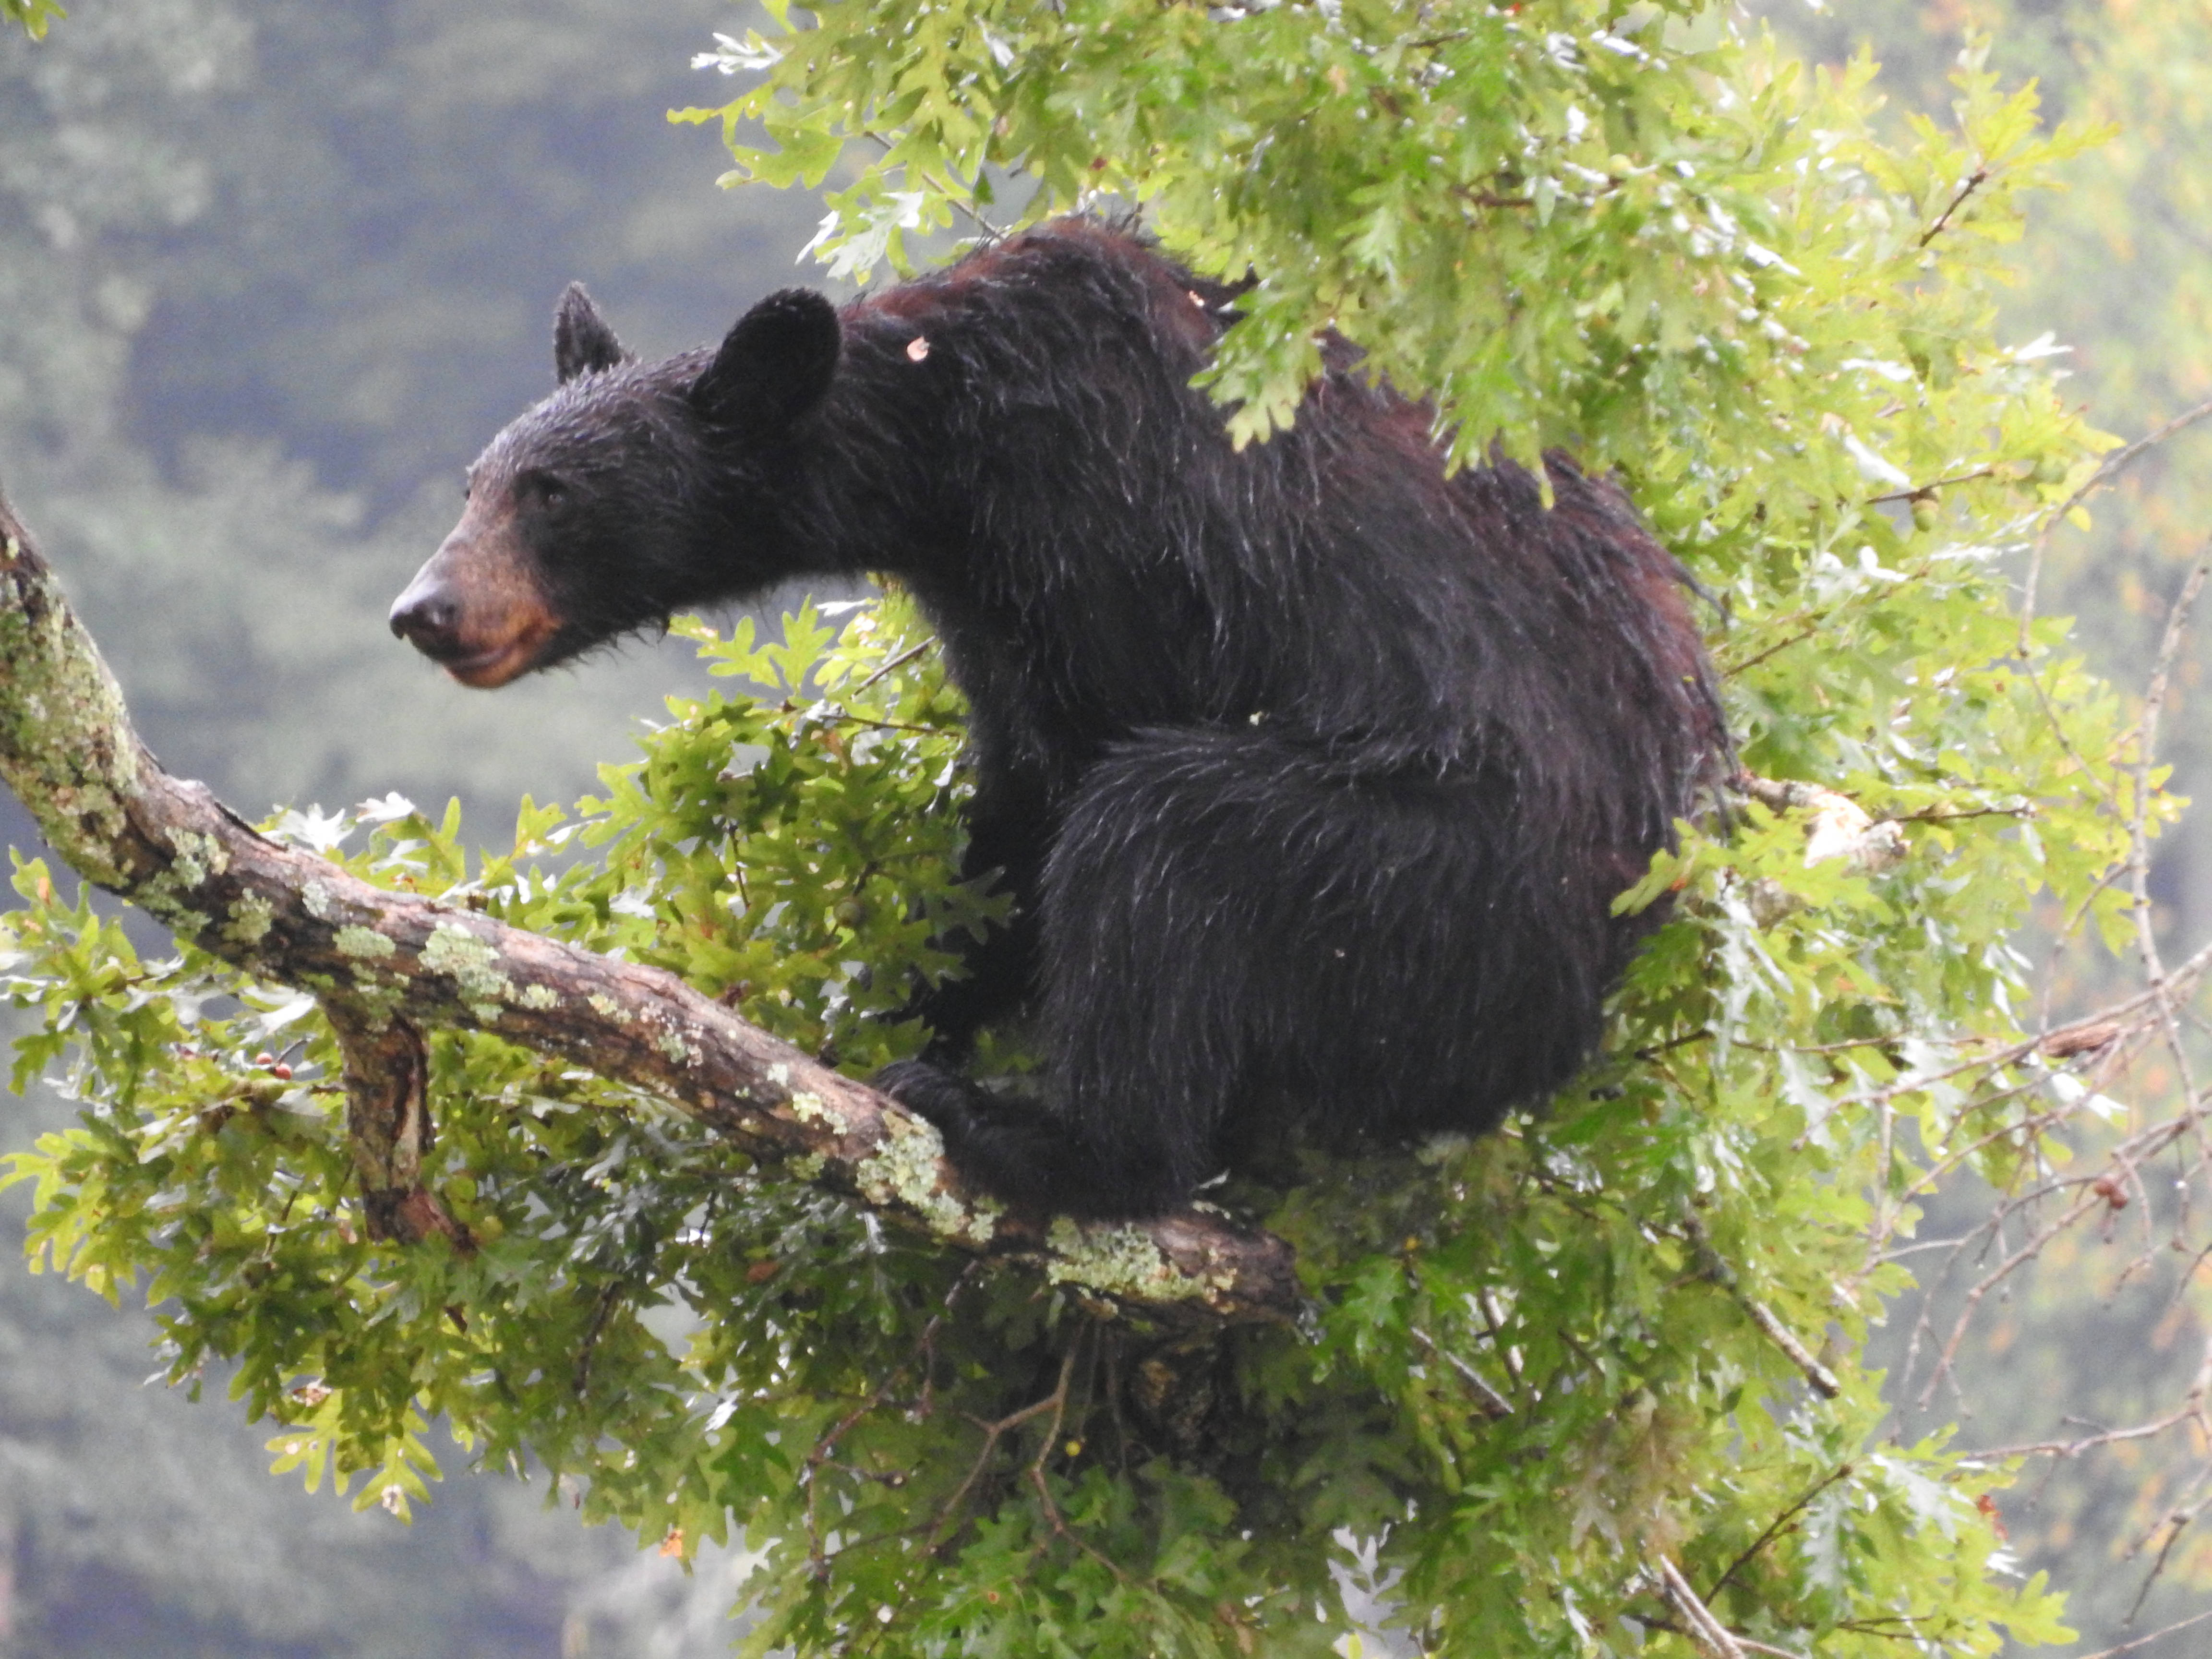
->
[[889, 725, 1605, 1217], [880, 731, 1274, 1217]]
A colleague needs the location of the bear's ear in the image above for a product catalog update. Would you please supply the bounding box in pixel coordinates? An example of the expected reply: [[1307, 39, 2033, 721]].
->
[[554, 283, 628, 383], [692, 289, 841, 440]]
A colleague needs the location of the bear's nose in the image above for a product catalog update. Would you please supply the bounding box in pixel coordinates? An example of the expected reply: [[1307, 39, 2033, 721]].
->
[[389, 582, 462, 651]]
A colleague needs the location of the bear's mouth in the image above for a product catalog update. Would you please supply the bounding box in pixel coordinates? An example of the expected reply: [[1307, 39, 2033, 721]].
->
[[432, 623, 560, 688]]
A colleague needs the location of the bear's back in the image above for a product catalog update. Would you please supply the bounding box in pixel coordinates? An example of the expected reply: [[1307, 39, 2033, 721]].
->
[[840, 221, 1718, 828]]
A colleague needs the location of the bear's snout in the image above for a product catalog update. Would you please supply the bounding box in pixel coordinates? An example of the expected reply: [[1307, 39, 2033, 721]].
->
[[390, 509, 562, 689]]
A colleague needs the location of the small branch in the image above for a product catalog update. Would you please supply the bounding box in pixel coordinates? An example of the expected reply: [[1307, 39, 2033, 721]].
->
[[1912, 1185, 2105, 1411], [1918, 167, 1988, 249], [864, 133, 1001, 242], [2070, 1605, 2212, 1659], [1650, 1556, 1747, 1659], [2020, 395, 2212, 650], [1449, 184, 1535, 211], [1644, 1624, 1809, 1659], [854, 634, 937, 691], [1868, 466, 1996, 506], [1972, 1404, 2200, 1462], [2127, 557, 2208, 987], [2128, 1485, 2210, 1626], [329, 1011, 470, 1250], [1719, 624, 1821, 679], [1022, 1338, 1126, 1579], [1737, 1294, 1842, 1400], [1878, 1058, 2212, 1407], [1885, 803, 2032, 825], [0, 484, 1301, 1330], [2122, 558, 2209, 1161], [1409, 1325, 1514, 1419], [1831, 928, 2212, 1130], [572, 1280, 624, 1399], [1680, 1211, 1842, 1400], [1704, 1464, 1855, 1604], [1731, 773, 1907, 878], [929, 1350, 1078, 1556]]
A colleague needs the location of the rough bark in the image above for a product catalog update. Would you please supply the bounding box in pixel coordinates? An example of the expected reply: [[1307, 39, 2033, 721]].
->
[[0, 486, 1302, 1329]]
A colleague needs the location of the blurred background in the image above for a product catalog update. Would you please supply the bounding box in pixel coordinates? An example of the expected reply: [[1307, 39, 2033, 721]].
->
[[1760, 7, 2212, 1656], [3, 0, 2212, 1653], [0, 1, 819, 1652]]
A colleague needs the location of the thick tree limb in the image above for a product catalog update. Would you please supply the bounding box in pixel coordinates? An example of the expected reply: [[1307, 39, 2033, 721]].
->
[[0, 485, 1302, 1328]]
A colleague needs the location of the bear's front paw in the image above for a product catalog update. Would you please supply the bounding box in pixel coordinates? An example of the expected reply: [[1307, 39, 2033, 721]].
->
[[871, 1060, 1086, 1214], [872, 1058, 993, 1142]]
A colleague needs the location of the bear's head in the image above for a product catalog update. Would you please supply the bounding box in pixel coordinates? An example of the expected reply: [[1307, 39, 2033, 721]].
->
[[390, 283, 842, 686]]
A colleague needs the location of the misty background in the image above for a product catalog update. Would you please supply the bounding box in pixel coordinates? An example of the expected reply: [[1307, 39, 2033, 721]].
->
[[1, 2, 827, 1652]]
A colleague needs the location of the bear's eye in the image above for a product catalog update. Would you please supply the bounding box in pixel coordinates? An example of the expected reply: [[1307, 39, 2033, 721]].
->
[[517, 470, 569, 509]]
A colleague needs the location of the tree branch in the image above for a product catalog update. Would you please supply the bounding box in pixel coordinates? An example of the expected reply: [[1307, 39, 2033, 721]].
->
[[0, 483, 1302, 1329], [1649, 1556, 1749, 1659], [2019, 393, 2212, 651]]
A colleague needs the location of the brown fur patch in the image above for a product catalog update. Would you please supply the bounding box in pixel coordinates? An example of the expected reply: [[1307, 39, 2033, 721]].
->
[[396, 493, 561, 687]]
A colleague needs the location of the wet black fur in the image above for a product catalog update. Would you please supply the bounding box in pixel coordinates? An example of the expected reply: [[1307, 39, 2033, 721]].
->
[[451, 220, 1731, 1219]]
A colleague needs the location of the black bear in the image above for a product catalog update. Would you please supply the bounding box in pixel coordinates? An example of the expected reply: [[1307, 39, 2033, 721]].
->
[[390, 218, 1730, 1219]]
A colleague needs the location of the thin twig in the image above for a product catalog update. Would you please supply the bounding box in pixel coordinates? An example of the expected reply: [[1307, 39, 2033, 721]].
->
[[1721, 623, 1823, 679], [1681, 1212, 1842, 1399], [923, 1328, 1108, 1574], [1476, 1290, 1525, 1389], [2071, 1606, 2212, 1659], [865, 133, 1002, 241], [1834, 932, 2212, 1117], [571, 1280, 625, 1398], [2128, 558, 2209, 985], [1918, 167, 1989, 249], [2020, 396, 2212, 649], [1913, 1188, 2104, 1410], [854, 633, 937, 690], [1640, 1622, 1810, 1659], [2126, 560, 2209, 1157], [1409, 1325, 1514, 1419], [1449, 184, 1535, 210], [1019, 1335, 1128, 1581], [1738, 1295, 1842, 1400], [1704, 1465, 1855, 1603], [1868, 466, 1996, 505], [2070, 1610, 2212, 1659], [2128, 1487, 2211, 1626], [928, 1381, 1070, 1553], [1971, 1407, 2199, 1462], [1889, 1054, 2212, 1412], [1651, 1557, 1747, 1659]]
